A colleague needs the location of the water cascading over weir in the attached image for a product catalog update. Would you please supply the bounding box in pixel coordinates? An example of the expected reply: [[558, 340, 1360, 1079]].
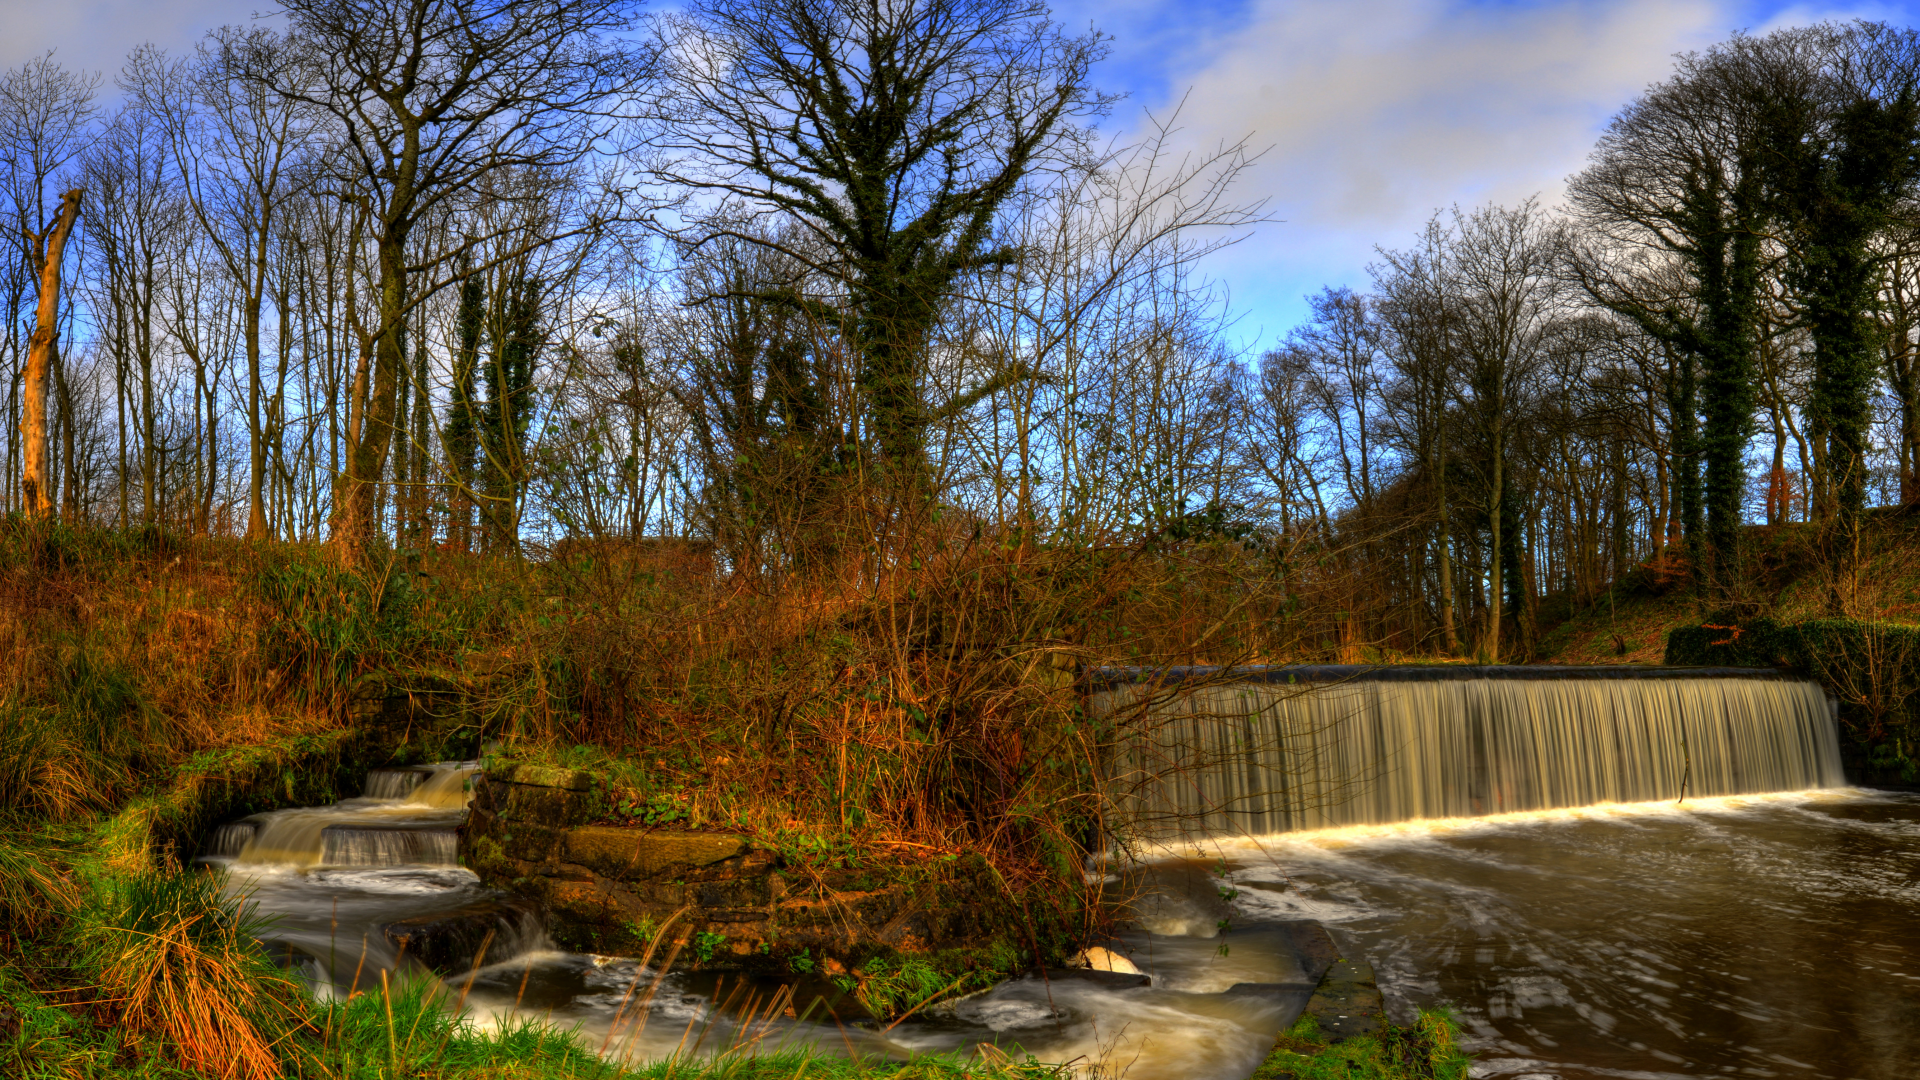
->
[[1095, 665, 1846, 839]]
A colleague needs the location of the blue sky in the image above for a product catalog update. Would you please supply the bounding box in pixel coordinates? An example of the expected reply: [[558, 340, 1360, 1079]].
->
[[10, 0, 1920, 353]]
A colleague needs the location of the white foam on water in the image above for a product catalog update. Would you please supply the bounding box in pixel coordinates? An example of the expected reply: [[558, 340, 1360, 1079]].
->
[[1133, 787, 1871, 864]]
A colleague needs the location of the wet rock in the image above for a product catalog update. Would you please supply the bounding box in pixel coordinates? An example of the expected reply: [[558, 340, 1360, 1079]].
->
[[1064, 946, 1142, 974], [1276, 921, 1339, 984], [1039, 967, 1150, 989], [382, 896, 543, 977]]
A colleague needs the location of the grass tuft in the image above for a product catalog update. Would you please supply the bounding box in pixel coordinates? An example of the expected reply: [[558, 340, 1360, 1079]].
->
[[70, 867, 303, 1080]]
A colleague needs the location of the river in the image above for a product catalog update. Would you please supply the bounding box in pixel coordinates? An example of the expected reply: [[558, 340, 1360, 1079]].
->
[[1209, 789, 1920, 1079], [209, 767, 1920, 1079]]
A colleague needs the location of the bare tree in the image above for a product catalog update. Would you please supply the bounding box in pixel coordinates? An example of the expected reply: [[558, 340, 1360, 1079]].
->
[[1373, 216, 1462, 653], [245, 0, 645, 557], [1449, 199, 1562, 661], [649, 0, 1110, 494], [127, 31, 315, 539], [0, 54, 97, 517]]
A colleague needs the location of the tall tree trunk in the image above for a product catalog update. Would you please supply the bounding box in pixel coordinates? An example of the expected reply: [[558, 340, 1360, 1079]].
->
[[1611, 435, 1630, 582], [334, 231, 407, 561], [55, 357, 77, 519], [1485, 439, 1504, 664], [1435, 448, 1458, 655], [245, 269, 269, 539], [19, 189, 82, 519]]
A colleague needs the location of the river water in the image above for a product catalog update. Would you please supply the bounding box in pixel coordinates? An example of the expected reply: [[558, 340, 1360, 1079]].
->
[[209, 768, 1920, 1079], [1205, 789, 1920, 1079]]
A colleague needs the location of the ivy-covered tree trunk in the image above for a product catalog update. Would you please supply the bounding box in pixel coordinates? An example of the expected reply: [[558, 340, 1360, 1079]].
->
[[480, 274, 541, 553], [444, 266, 484, 553], [1687, 173, 1763, 599], [1668, 346, 1703, 574], [1763, 84, 1920, 612]]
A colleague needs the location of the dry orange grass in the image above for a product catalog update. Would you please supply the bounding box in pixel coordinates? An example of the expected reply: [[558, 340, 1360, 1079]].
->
[[78, 869, 304, 1080]]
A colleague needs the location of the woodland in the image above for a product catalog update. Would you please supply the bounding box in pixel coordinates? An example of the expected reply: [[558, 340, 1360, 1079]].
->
[[0, 12, 1917, 655], [0, 4, 1918, 1078]]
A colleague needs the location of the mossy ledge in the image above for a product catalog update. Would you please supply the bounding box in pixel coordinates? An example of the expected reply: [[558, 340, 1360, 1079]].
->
[[1251, 952, 1470, 1080]]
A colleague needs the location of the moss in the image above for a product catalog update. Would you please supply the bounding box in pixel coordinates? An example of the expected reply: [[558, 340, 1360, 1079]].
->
[[1254, 1010, 1471, 1080]]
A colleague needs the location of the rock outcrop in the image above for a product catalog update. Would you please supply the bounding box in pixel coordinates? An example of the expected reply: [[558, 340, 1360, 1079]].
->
[[461, 761, 1027, 978]]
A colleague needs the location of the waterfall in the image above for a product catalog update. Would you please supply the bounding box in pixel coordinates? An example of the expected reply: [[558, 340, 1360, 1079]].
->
[[220, 762, 479, 867], [323, 826, 460, 866], [203, 821, 258, 858], [363, 768, 428, 801], [406, 764, 478, 808], [1097, 666, 1845, 840]]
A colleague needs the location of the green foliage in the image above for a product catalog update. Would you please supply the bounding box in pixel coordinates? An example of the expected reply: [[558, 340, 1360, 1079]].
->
[[0, 829, 79, 942], [314, 978, 604, 1079], [253, 556, 402, 698], [1254, 1010, 1471, 1080], [1667, 616, 1920, 778], [848, 947, 1018, 1019], [691, 930, 729, 965], [610, 792, 689, 827]]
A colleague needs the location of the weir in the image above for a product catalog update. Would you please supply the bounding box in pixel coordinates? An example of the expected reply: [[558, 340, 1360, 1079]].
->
[[1096, 665, 1846, 838]]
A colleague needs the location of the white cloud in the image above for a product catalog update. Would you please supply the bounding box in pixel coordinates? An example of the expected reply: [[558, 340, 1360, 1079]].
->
[[1116, 0, 1738, 342], [0, 0, 270, 84]]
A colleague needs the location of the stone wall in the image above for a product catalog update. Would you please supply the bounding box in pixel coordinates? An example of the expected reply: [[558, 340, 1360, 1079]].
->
[[462, 761, 1027, 975]]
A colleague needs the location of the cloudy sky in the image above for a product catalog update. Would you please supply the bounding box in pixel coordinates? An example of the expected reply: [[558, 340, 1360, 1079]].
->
[[9, 0, 1920, 351]]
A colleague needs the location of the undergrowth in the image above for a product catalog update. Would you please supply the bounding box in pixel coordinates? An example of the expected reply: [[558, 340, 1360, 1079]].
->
[[0, 516, 1316, 1078], [0, 858, 1065, 1080]]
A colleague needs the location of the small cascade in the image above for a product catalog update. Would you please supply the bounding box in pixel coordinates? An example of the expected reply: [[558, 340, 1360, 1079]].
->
[[223, 762, 480, 868], [203, 821, 258, 859], [363, 768, 428, 801], [322, 825, 459, 867], [1099, 666, 1846, 839], [405, 764, 479, 808], [234, 810, 337, 866], [381, 896, 550, 976]]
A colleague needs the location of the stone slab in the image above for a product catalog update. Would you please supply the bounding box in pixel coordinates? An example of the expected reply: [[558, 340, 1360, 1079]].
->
[[561, 826, 748, 880], [1304, 957, 1385, 1041], [1276, 921, 1340, 985]]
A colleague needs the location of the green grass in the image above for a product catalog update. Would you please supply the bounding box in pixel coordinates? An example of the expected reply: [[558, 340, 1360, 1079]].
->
[[1251, 1011, 1471, 1080], [3, 960, 1068, 1080]]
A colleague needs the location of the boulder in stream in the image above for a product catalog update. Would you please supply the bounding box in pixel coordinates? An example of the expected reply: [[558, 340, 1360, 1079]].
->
[[381, 896, 544, 977]]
